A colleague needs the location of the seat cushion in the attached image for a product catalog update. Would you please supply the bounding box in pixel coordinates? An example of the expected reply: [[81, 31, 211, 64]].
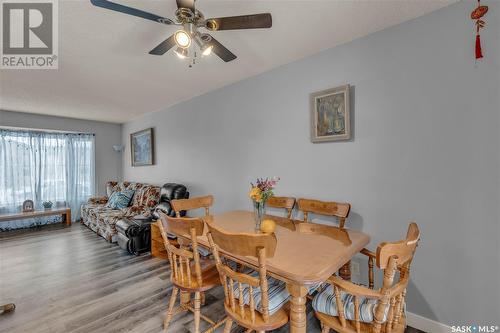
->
[[232, 271, 290, 316], [106, 189, 135, 209], [197, 247, 212, 258], [312, 284, 388, 323]]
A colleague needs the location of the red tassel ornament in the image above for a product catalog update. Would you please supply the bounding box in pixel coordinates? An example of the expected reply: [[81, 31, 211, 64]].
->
[[475, 33, 483, 59], [471, 0, 488, 60]]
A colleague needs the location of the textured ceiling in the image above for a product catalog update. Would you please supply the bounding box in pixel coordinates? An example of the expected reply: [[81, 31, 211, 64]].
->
[[0, 0, 457, 123]]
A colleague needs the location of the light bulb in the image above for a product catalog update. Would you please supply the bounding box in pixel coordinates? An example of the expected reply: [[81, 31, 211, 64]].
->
[[202, 44, 213, 56], [174, 47, 188, 59], [174, 30, 191, 48]]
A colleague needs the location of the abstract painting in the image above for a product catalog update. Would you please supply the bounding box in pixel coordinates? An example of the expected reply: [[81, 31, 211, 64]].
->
[[310, 84, 351, 142], [130, 128, 154, 166]]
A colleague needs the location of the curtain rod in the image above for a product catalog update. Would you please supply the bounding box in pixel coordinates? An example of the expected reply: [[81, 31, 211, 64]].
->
[[0, 126, 95, 136]]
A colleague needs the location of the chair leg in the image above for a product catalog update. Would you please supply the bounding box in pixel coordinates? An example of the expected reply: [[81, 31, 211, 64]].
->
[[223, 319, 233, 333], [321, 324, 330, 333], [193, 291, 201, 333], [164, 287, 179, 330]]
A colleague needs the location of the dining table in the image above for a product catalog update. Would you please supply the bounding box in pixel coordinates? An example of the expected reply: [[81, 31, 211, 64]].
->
[[184, 210, 371, 333]]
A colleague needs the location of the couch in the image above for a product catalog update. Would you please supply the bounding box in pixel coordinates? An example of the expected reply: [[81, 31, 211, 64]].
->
[[81, 181, 165, 242], [115, 183, 189, 254]]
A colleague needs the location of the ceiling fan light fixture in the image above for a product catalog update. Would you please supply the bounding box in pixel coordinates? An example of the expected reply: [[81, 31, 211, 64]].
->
[[174, 47, 188, 59], [174, 30, 191, 48], [201, 44, 213, 56], [205, 19, 218, 31], [195, 33, 213, 56]]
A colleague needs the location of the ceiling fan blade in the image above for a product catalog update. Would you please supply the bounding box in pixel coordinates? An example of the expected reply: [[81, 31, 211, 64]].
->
[[205, 13, 272, 31], [90, 0, 174, 25], [149, 35, 176, 55], [176, 0, 195, 11], [209, 36, 237, 62]]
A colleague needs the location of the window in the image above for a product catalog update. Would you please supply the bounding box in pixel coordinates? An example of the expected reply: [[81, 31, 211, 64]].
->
[[0, 129, 95, 224]]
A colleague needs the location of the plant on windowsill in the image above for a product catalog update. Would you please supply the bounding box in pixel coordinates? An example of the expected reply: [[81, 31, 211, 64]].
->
[[248, 177, 280, 232], [42, 201, 53, 210]]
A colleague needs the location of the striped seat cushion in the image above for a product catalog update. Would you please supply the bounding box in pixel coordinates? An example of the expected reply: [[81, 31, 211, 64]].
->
[[231, 271, 320, 316], [232, 271, 290, 315], [312, 284, 389, 323]]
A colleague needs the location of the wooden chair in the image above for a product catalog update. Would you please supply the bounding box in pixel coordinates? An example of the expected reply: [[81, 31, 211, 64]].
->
[[171, 195, 214, 217], [266, 196, 296, 219], [206, 223, 289, 333], [158, 212, 225, 333], [313, 223, 420, 333], [297, 198, 351, 228], [297, 198, 352, 279], [171, 195, 214, 264]]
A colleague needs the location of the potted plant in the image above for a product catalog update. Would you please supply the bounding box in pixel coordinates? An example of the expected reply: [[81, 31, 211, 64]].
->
[[42, 201, 53, 210]]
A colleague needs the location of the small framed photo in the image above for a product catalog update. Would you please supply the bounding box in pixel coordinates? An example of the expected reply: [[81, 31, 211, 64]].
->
[[310, 84, 351, 143], [22, 199, 34, 212], [130, 128, 155, 166]]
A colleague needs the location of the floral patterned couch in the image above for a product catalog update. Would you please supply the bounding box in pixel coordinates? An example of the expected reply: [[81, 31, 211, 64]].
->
[[81, 181, 161, 242]]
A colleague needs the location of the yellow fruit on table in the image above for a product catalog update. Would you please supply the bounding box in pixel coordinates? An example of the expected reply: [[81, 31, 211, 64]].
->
[[260, 219, 276, 234]]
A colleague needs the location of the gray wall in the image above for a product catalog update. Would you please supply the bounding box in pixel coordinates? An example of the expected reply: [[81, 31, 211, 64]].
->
[[0, 110, 122, 195], [122, 1, 499, 325]]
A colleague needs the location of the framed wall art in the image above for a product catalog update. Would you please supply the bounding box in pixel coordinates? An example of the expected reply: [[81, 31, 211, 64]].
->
[[130, 128, 154, 166], [310, 84, 351, 143]]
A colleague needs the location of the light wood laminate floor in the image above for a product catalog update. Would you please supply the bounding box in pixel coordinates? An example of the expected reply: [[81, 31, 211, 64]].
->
[[0, 224, 424, 333]]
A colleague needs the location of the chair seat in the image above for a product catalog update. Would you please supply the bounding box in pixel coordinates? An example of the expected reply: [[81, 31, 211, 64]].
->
[[224, 302, 289, 331], [169, 234, 213, 258], [315, 311, 406, 333], [172, 259, 220, 292], [232, 272, 290, 316], [312, 284, 389, 324], [232, 271, 320, 316], [196, 246, 212, 258]]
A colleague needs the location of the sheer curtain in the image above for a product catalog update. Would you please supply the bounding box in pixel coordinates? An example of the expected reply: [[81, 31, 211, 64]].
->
[[0, 129, 95, 230]]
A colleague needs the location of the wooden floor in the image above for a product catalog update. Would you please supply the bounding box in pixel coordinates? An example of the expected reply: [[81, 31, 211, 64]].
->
[[0, 224, 424, 333]]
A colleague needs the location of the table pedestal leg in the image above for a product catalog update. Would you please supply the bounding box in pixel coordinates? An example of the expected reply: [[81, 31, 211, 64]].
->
[[287, 283, 308, 333], [339, 261, 351, 280]]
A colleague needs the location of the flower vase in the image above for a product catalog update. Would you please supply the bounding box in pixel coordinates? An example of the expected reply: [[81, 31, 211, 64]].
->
[[253, 200, 266, 232]]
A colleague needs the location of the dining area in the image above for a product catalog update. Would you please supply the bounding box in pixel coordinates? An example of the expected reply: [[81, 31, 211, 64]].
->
[[155, 178, 421, 333]]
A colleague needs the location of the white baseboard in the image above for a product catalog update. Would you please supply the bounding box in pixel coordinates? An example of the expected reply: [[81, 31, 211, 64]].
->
[[407, 312, 451, 333]]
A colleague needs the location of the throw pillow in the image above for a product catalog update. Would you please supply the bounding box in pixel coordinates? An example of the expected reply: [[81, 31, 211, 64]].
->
[[106, 189, 135, 209]]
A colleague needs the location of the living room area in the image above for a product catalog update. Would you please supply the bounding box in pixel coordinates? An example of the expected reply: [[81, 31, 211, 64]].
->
[[1, 0, 499, 333]]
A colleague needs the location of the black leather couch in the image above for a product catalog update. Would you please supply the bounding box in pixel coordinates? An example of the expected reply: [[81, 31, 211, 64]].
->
[[116, 183, 189, 255]]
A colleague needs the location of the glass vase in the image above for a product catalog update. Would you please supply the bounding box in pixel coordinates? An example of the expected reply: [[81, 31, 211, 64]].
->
[[253, 200, 266, 232]]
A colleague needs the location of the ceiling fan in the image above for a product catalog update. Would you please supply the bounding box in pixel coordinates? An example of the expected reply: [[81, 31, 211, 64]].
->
[[90, 0, 272, 66]]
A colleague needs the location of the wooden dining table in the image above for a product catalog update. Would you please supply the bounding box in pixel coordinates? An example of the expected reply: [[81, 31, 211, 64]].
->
[[191, 210, 371, 333]]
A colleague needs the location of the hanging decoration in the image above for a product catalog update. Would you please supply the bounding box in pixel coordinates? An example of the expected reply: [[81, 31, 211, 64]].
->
[[470, 0, 489, 59]]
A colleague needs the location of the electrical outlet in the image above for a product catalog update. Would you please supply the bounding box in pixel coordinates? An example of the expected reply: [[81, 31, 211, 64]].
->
[[351, 261, 360, 276]]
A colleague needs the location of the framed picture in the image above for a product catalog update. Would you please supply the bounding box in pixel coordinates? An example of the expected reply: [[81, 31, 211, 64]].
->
[[22, 199, 34, 212], [130, 128, 155, 166], [310, 84, 351, 143]]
